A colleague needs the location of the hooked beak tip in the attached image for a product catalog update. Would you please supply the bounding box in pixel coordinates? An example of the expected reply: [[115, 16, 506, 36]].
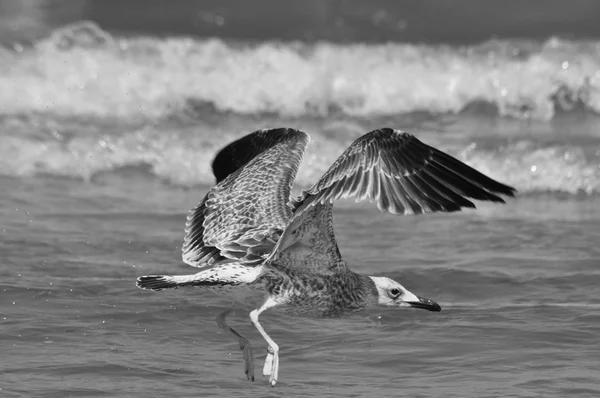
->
[[408, 296, 442, 312]]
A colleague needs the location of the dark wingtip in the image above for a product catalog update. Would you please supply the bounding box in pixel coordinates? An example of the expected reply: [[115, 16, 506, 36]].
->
[[211, 128, 306, 183], [429, 148, 517, 204], [490, 185, 517, 201], [505, 186, 518, 198], [486, 177, 517, 199]]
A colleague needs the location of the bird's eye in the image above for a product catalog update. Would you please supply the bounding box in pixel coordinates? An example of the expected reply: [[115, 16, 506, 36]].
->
[[388, 288, 401, 298]]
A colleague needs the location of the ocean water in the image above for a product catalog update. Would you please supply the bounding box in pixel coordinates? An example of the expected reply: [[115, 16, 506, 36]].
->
[[2, 2, 600, 397]]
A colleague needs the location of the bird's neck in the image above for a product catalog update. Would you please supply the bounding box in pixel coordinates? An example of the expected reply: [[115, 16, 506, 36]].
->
[[342, 272, 380, 307], [362, 274, 379, 299], [356, 274, 379, 306]]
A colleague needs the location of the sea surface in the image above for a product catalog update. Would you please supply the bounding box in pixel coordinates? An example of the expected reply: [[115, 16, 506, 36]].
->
[[1, 2, 600, 398]]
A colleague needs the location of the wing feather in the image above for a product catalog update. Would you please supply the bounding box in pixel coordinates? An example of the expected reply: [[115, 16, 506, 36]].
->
[[181, 128, 309, 268], [268, 128, 515, 274]]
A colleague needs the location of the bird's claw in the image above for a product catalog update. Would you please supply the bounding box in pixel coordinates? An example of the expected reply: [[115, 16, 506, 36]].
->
[[263, 346, 279, 386], [263, 346, 274, 376], [268, 348, 279, 387]]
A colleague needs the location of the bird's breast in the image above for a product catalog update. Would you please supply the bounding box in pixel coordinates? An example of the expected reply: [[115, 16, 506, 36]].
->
[[262, 271, 370, 317]]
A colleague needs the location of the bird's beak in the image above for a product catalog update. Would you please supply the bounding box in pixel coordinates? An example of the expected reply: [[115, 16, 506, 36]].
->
[[406, 296, 442, 312]]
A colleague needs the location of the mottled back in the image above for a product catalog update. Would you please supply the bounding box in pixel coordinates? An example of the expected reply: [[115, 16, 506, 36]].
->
[[181, 128, 310, 267]]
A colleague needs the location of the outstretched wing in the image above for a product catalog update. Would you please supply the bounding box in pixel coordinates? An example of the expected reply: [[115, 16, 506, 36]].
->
[[182, 128, 310, 267], [268, 127, 516, 275]]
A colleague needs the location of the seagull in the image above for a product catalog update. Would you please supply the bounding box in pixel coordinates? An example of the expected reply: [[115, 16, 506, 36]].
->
[[136, 127, 515, 386]]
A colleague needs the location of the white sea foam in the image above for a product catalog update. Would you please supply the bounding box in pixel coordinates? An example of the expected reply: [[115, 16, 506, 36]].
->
[[1, 118, 598, 195], [1, 22, 600, 121], [1, 22, 600, 194]]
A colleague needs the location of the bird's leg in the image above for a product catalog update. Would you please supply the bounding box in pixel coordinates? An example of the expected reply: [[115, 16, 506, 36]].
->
[[249, 297, 280, 387], [216, 309, 255, 382], [263, 345, 275, 377]]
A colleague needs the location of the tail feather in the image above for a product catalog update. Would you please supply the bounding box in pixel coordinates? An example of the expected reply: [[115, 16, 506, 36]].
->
[[136, 264, 262, 292], [136, 275, 198, 291]]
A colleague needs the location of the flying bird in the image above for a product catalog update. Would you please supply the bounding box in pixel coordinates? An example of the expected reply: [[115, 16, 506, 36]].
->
[[137, 127, 515, 386]]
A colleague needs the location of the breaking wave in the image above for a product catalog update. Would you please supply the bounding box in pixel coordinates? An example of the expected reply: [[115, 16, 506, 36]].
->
[[1, 21, 600, 121], [2, 22, 600, 195], [1, 119, 599, 195]]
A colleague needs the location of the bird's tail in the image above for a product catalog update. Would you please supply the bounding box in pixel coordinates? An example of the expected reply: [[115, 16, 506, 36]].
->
[[136, 274, 202, 291], [136, 263, 262, 292]]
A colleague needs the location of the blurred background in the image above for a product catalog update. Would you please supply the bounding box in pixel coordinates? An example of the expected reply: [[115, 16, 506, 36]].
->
[[1, 0, 600, 190], [3, 0, 600, 44]]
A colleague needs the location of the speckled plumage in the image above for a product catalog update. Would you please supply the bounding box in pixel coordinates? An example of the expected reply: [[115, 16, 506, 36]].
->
[[258, 268, 377, 317], [137, 127, 515, 386], [180, 128, 308, 267]]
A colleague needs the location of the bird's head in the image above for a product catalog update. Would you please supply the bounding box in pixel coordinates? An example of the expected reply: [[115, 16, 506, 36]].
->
[[368, 276, 441, 312]]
